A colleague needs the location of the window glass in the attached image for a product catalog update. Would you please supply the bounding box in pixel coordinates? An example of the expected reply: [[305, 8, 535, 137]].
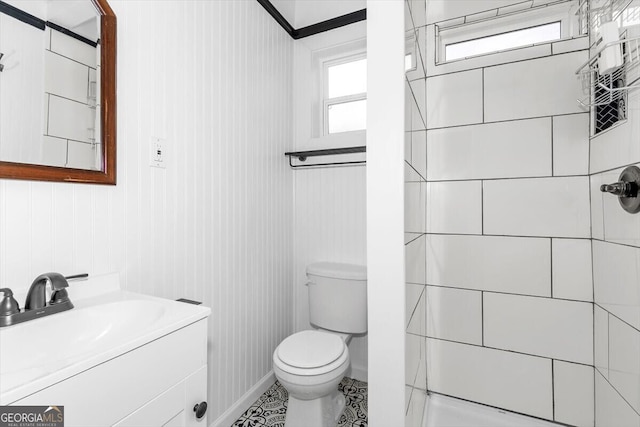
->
[[327, 100, 366, 134], [328, 58, 367, 98], [445, 22, 561, 61]]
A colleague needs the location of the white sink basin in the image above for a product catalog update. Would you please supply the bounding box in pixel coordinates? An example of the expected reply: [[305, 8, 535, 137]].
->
[[0, 274, 210, 405]]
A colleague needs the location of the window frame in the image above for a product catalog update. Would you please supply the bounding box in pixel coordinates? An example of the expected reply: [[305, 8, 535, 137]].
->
[[322, 52, 367, 136], [435, 0, 576, 64]]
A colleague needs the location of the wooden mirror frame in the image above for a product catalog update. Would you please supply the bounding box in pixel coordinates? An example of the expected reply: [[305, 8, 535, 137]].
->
[[0, 0, 116, 185]]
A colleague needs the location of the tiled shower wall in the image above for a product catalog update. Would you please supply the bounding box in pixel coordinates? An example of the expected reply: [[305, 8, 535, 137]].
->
[[590, 1, 640, 424], [404, 0, 428, 424], [0, 1, 293, 424], [406, 1, 596, 425]]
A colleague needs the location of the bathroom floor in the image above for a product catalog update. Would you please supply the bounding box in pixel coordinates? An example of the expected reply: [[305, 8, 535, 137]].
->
[[232, 377, 368, 427]]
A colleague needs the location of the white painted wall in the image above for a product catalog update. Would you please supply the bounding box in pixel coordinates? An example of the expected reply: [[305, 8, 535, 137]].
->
[[0, 1, 294, 424], [291, 21, 368, 380], [366, 1, 406, 426]]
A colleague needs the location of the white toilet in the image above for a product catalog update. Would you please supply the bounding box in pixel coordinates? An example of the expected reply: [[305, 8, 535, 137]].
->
[[273, 262, 367, 427]]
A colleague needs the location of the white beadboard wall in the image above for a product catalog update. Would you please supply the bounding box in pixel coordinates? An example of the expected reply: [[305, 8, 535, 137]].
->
[[0, 0, 293, 423], [291, 22, 368, 380], [590, 1, 640, 424]]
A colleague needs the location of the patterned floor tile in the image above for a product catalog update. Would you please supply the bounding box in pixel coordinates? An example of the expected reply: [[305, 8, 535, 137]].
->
[[232, 377, 368, 427]]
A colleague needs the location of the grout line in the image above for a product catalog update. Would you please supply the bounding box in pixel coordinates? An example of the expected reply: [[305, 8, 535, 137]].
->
[[551, 359, 556, 421], [481, 67, 485, 124], [595, 368, 640, 418], [426, 173, 589, 183], [550, 239, 554, 298], [550, 116, 555, 176], [421, 283, 592, 305], [481, 180, 484, 235], [481, 291, 484, 346], [425, 231, 590, 240], [426, 48, 588, 79], [592, 237, 640, 251], [426, 111, 588, 132], [420, 334, 595, 367], [590, 160, 640, 177], [594, 302, 640, 336]]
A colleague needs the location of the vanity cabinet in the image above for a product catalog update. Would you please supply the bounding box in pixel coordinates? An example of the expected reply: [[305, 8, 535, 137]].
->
[[14, 319, 208, 427]]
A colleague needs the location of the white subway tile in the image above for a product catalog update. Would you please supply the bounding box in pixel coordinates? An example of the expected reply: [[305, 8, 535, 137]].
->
[[552, 36, 589, 55], [41, 136, 67, 168], [484, 293, 593, 364], [406, 235, 426, 284], [50, 29, 97, 68], [406, 283, 425, 328], [595, 372, 640, 427], [553, 114, 590, 176], [553, 361, 594, 427], [407, 285, 426, 336], [426, 70, 483, 129], [427, 338, 553, 419], [593, 240, 640, 330], [591, 174, 605, 240], [426, 1, 517, 25], [609, 315, 640, 413], [406, 333, 426, 388], [406, 81, 413, 131], [411, 130, 427, 179], [67, 141, 97, 170], [410, 79, 426, 131], [406, 388, 427, 427], [484, 52, 587, 122], [427, 118, 552, 180], [405, 131, 412, 163], [45, 51, 90, 105], [405, 164, 423, 183], [426, 181, 482, 234], [552, 239, 593, 302], [47, 95, 93, 143], [426, 286, 482, 345], [595, 305, 609, 379], [483, 177, 591, 238], [426, 234, 551, 296], [602, 163, 640, 248], [405, 182, 426, 233], [409, 0, 426, 27]]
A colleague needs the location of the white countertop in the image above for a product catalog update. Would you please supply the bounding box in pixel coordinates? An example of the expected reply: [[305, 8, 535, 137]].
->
[[0, 273, 211, 405]]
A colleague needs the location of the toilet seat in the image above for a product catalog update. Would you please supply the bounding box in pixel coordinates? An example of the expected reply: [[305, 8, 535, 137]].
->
[[274, 330, 348, 376]]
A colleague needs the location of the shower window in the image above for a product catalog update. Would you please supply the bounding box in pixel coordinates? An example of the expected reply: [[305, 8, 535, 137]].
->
[[444, 21, 561, 61], [435, 0, 575, 64], [324, 55, 367, 134]]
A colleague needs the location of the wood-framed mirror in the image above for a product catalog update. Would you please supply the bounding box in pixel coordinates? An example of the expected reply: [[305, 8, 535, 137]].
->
[[0, 0, 116, 185]]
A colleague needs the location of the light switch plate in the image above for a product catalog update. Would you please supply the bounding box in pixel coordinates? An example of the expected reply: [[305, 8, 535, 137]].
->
[[149, 137, 166, 168]]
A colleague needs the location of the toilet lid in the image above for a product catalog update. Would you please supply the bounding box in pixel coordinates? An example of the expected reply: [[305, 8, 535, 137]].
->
[[276, 330, 345, 369]]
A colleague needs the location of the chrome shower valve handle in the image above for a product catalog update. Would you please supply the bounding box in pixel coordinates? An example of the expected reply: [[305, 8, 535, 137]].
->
[[600, 165, 640, 214]]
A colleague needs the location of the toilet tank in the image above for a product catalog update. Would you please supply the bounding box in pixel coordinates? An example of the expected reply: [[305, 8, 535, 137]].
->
[[306, 262, 367, 334]]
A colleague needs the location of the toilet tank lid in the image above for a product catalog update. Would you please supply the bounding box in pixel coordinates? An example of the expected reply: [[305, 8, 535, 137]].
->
[[306, 262, 367, 280]]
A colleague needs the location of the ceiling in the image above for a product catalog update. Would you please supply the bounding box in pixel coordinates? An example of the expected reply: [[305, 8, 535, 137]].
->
[[270, 0, 366, 29]]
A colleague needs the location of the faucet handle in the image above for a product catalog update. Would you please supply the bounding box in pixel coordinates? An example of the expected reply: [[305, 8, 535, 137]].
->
[[0, 288, 20, 316]]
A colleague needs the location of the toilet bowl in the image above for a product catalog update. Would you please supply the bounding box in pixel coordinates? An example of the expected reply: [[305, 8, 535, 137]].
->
[[273, 330, 350, 427], [273, 262, 367, 427]]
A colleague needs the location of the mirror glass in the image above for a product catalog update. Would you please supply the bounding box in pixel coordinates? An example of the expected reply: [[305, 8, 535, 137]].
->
[[0, 0, 116, 184]]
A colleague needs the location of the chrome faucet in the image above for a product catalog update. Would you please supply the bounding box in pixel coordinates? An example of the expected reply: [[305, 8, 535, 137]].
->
[[25, 273, 70, 310], [0, 273, 84, 327]]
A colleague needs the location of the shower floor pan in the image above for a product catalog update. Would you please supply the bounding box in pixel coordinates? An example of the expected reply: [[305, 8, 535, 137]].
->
[[422, 393, 561, 427]]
